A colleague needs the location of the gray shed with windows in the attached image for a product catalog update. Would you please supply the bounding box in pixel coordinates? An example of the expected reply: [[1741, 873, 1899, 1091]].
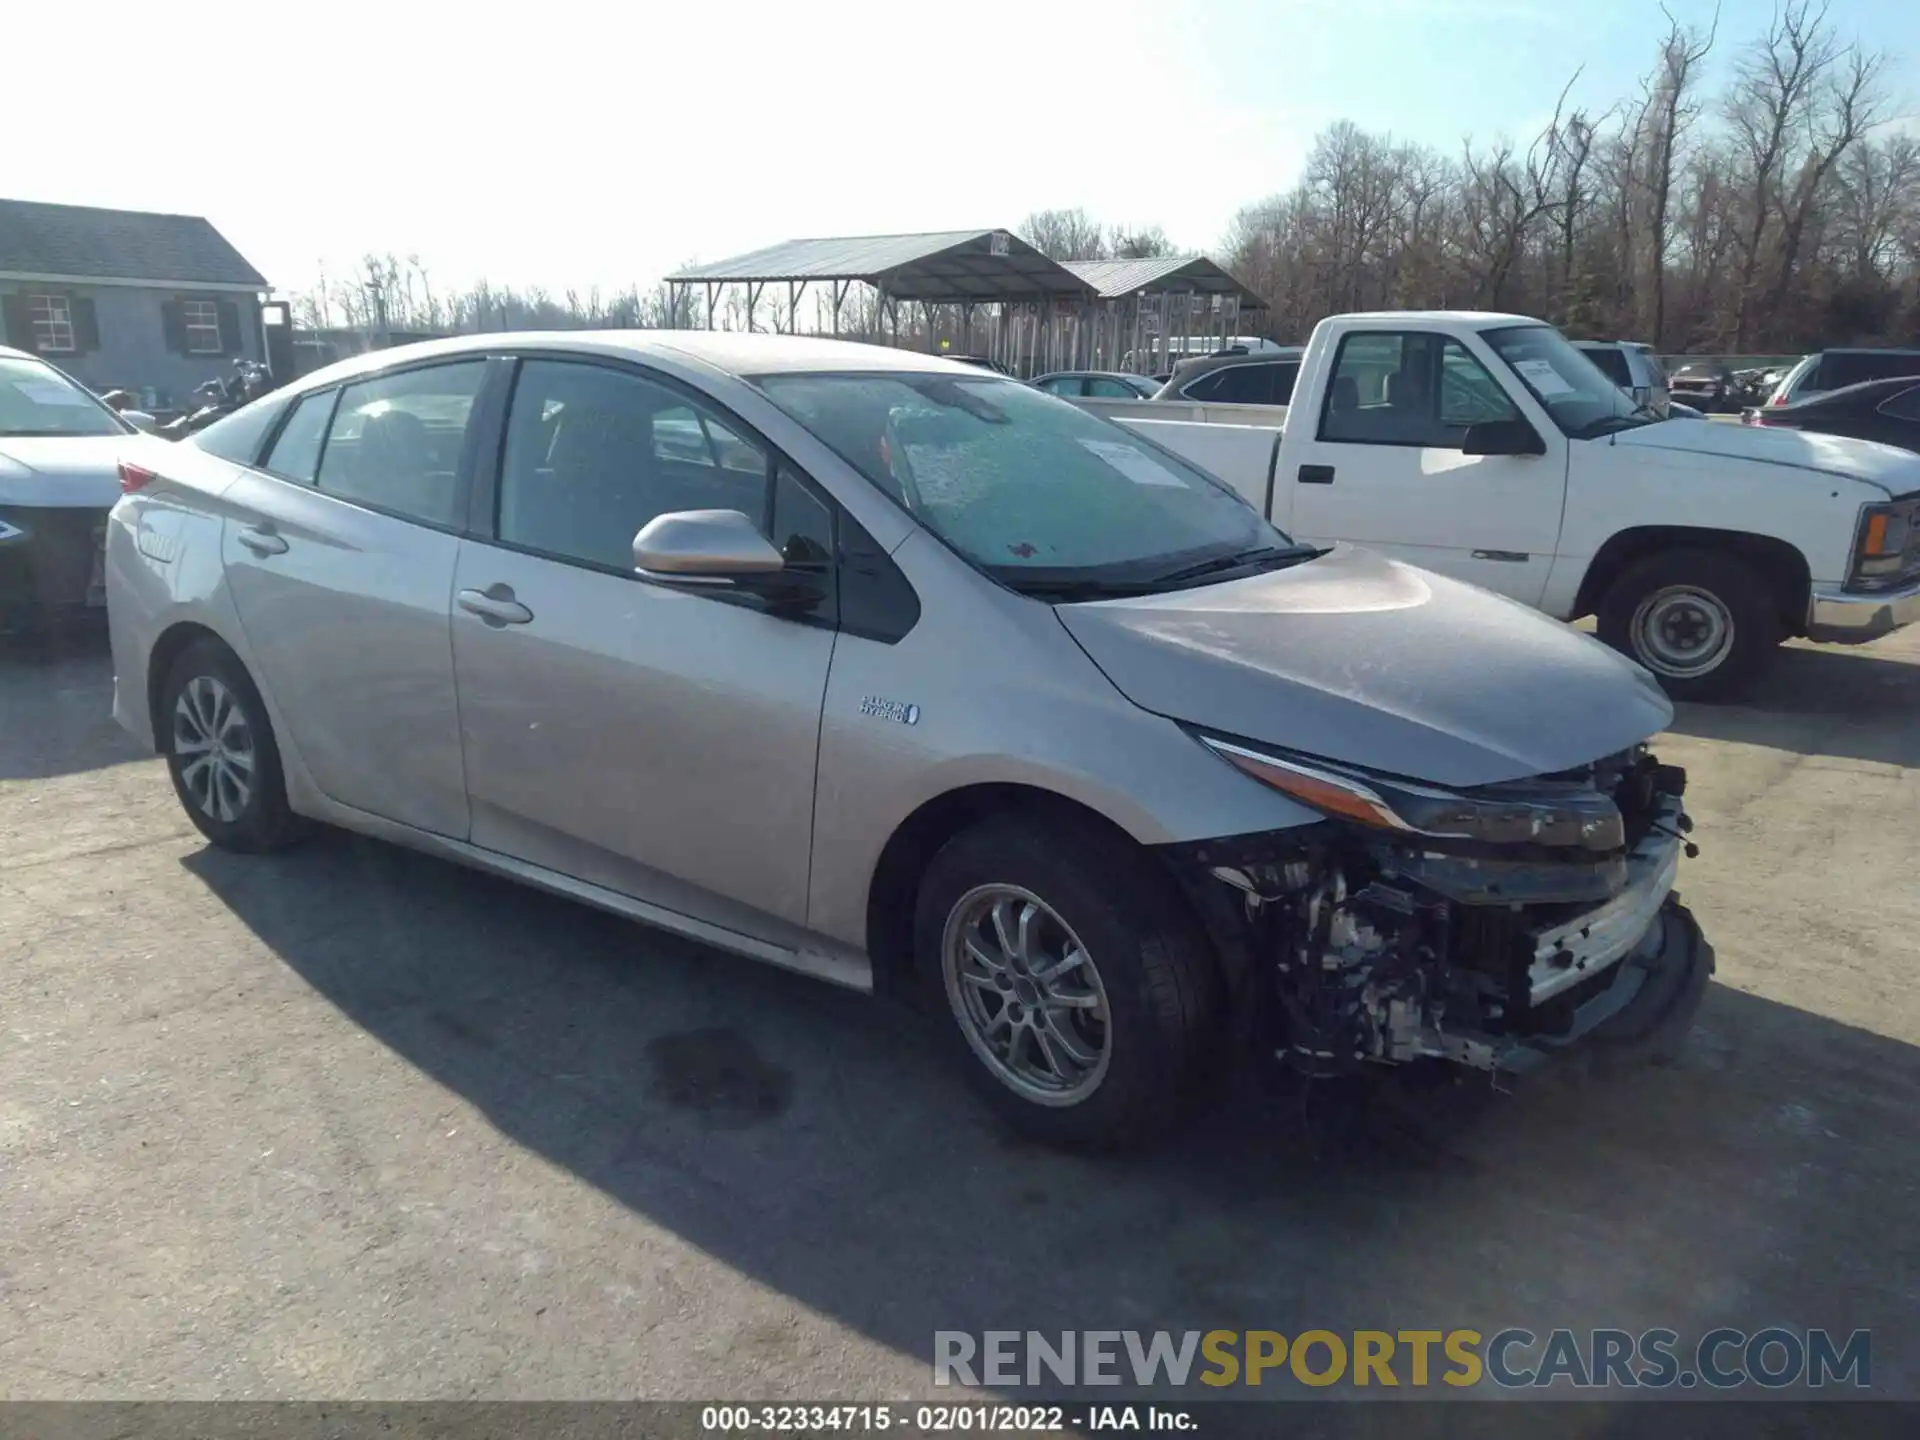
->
[[0, 198, 269, 409]]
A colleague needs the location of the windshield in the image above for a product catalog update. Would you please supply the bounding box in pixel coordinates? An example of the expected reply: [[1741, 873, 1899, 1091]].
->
[[1482, 325, 1652, 439], [0, 357, 128, 438], [754, 371, 1298, 592]]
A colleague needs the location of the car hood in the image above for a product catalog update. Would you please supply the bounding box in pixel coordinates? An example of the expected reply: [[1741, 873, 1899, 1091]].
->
[[0, 432, 155, 508], [1054, 546, 1673, 789], [1611, 417, 1920, 498]]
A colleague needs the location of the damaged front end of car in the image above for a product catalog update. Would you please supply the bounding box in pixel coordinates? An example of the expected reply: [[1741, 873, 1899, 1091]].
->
[[1164, 735, 1715, 1079]]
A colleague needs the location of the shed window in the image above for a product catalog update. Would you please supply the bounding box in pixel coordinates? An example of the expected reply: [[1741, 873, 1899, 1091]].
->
[[183, 299, 222, 354], [30, 295, 75, 353]]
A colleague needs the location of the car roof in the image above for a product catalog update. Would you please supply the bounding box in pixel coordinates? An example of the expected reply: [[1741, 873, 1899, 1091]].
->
[[283, 329, 994, 395], [1331, 309, 1537, 326], [1816, 346, 1920, 356], [1780, 374, 1920, 409]]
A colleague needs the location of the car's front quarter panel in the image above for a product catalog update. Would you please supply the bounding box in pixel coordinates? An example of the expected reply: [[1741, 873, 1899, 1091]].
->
[[806, 532, 1321, 951]]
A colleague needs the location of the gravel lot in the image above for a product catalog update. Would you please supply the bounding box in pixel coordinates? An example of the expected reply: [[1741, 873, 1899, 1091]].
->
[[2, 622, 1916, 1403]]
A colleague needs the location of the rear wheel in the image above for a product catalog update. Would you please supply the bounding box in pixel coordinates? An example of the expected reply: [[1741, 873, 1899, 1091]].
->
[[1597, 548, 1780, 702], [159, 639, 310, 852], [913, 812, 1220, 1150]]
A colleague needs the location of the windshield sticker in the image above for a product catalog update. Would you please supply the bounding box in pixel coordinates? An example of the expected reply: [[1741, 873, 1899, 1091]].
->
[[11, 379, 94, 406], [1513, 359, 1575, 397], [1078, 438, 1188, 488]]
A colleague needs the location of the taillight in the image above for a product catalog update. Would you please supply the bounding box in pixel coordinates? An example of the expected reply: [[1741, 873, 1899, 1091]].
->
[[1768, 393, 1788, 406], [118, 461, 157, 493]]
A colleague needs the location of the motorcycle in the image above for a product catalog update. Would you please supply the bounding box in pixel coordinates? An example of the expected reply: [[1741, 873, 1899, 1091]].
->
[[158, 360, 275, 440]]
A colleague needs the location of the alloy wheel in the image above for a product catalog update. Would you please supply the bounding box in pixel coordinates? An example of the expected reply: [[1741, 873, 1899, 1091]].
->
[[941, 884, 1112, 1106], [172, 675, 256, 823]]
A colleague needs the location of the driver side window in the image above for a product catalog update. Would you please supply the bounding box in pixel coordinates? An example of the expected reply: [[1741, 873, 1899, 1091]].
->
[[1318, 332, 1518, 447], [495, 359, 835, 590]]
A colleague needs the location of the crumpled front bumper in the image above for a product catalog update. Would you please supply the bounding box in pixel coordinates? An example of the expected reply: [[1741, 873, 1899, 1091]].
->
[[1412, 898, 1714, 1076]]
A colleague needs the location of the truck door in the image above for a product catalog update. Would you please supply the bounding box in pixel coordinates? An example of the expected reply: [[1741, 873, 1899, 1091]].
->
[[1283, 328, 1566, 604]]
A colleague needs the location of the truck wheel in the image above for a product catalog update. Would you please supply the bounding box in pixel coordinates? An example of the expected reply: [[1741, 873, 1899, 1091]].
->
[[160, 638, 312, 853], [1597, 548, 1780, 702], [913, 812, 1220, 1151]]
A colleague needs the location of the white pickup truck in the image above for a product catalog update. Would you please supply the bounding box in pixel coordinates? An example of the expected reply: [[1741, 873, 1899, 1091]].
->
[[1109, 311, 1920, 699]]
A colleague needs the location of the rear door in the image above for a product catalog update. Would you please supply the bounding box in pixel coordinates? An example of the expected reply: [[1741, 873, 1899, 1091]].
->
[[219, 359, 488, 837], [449, 355, 838, 936], [1284, 328, 1566, 603]]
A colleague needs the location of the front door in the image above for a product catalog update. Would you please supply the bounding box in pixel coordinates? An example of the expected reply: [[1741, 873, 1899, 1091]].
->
[[220, 358, 488, 837], [1283, 329, 1566, 604], [451, 356, 839, 937]]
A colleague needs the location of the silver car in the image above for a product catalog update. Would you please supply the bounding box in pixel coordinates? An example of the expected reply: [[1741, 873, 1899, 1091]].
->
[[106, 332, 1713, 1148]]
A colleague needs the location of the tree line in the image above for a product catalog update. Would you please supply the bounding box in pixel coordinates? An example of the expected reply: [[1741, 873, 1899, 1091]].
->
[[293, 2, 1910, 356], [1211, 1, 1911, 353]]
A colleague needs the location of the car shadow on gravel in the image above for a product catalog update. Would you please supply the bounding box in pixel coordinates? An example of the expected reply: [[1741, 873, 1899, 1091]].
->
[[1666, 641, 1920, 767], [0, 625, 148, 782], [182, 831, 1920, 1403]]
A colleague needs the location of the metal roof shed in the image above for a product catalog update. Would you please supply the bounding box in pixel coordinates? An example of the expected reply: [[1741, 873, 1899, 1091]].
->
[[1060, 255, 1268, 373], [667, 228, 1091, 329]]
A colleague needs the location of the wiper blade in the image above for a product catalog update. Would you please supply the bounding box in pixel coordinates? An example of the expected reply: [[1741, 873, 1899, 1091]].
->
[[1149, 544, 1321, 586], [1010, 579, 1158, 602]]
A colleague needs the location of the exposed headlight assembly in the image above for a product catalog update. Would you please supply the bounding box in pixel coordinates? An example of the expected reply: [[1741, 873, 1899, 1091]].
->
[[1199, 735, 1625, 852]]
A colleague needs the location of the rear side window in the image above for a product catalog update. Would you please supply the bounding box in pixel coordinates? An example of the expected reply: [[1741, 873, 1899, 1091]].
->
[[194, 395, 288, 465], [1817, 352, 1920, 391], [1185, 362, 1292, 405], [262, 390, 336, 481], [315, 361, 486, 527], [1582, 348, 1632, 387]]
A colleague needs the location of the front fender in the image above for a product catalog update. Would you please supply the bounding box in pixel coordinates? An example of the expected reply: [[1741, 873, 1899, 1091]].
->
[[1553, 445, 1877, 609]]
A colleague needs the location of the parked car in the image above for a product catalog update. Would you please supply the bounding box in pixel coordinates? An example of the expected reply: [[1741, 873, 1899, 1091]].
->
[[107, 331, 1712, 1149], [1031, 371, 1161, 400], [1572, 341, 1670, 417], [1667, 362, 1737, 412], [1, 345, 170, 635], [1764, 348, 1920, 409], [1118, 311, 1920, 701], [96, 389, 160, 433], [1744, 375, 1920, 453], [1152, 347, 1306, 406]]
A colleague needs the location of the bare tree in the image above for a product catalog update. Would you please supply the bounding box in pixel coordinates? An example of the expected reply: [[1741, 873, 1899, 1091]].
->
[[1642, 6, 1718, 345], [1017, 207, 1110, 260]]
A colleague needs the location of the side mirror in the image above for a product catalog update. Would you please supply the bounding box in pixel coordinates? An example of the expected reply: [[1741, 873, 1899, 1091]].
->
[[633, 509, 787, 583], [1461, 418, 1547, 457]]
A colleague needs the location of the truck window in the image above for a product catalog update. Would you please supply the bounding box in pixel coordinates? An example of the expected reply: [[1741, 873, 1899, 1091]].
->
[[1318, 332, 1518, 447]]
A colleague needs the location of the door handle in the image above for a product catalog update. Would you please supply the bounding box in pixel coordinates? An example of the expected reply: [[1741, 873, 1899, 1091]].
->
[[236, 524, 288, 556], [457, 585, 534, 626], [1298, 464, 1335, 485]]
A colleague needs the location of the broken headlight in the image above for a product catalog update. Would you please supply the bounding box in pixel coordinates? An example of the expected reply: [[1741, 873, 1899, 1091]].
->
[[1197, 735, 1624, 852]]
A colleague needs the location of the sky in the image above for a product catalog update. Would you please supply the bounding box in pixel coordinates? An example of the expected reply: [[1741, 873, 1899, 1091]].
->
[[10, 0, 1917, 301]]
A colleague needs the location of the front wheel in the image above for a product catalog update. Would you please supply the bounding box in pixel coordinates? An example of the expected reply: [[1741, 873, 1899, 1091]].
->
[[1597, 548, 1781, 702], [913, 812, 1221, 1150]]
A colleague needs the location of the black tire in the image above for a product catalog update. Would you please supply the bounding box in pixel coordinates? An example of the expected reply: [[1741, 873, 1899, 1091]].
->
[[912, 811, 1221, 1151], [159, 638, 311, 852], [1596, 548, 1781, 702]]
